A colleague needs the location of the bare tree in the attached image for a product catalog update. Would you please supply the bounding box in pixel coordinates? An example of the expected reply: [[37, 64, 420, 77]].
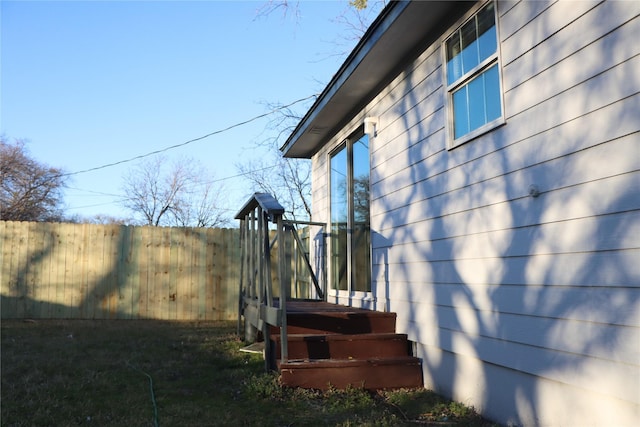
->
[[329, 1, 387, 51], [171, 165, 230, 228], [121, 156, 229, 227], [255, 0, 302, 21], [257, 0, 386, 42], [238, 151, 311, 221], [121, 156, 185, 226], [238, 96, 313, 220], [86, 213, 134, 225], [0, 137, 67, 222]]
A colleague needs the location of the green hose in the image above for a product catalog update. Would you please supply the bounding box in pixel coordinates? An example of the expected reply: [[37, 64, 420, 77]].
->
[[127, 361, 159, 427]]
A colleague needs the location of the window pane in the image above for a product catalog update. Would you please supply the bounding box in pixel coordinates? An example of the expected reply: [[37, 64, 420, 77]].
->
[[453, 86, 469, 139], [330, 147, 347, 224], [461, 40, 480, 76], [478, 26, 497, 63], [446, 35, 463, 84], [352, 136, 370, 224], [446, 33, 461, 61], [484, 64, 502, 122], [447, 57, 462, 85], [460, 19, 479, 75], [476, 3, 496, 63], [477, 2, 495, 37], [460, 18, 477, 52], [468, 73, 487, 132]]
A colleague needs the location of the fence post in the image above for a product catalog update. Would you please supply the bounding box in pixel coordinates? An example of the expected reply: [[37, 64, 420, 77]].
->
[[237, 219, 245, 336]]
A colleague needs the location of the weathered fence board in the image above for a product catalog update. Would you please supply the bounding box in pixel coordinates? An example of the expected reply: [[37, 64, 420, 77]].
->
[[0, 221, 241, 320]]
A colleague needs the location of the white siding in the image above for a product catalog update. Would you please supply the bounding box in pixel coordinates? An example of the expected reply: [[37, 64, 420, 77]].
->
[[311, 1, 640, 425]]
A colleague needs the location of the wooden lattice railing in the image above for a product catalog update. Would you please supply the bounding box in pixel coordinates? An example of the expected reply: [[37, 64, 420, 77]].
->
[[235, 193, 326, 367]]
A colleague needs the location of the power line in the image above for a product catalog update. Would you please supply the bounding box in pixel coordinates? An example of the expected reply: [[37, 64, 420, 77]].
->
[[65, 201, 129, 211], [65, 163, 280, 199], [65, 186, 122, 197], [199, 163, 280, 185], [65, 199, 239, 214], [58, 94, 317, 178]]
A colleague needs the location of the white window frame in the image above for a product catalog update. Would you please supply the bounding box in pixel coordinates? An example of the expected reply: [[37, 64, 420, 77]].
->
[[444, 0, 505, 150]]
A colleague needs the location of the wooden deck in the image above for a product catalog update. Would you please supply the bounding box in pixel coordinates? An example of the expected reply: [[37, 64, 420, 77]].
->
[[268, 300, 423, 390]]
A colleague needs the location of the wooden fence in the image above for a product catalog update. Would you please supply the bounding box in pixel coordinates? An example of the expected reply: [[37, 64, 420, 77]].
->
[[0, 221, 241, 320]]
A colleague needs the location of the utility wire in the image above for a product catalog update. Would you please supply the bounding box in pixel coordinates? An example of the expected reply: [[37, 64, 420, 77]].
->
[[63, 163, 282, 212], [66, 163, 279, 195], [58, 94, 317, 178], [65, 186, 123, 197]]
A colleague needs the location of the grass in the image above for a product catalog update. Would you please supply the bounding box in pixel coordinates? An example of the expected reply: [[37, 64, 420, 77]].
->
[[1, 320, 497, 426]]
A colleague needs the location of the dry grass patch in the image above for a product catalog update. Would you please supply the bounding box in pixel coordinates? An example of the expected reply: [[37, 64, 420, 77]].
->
[[1, 320, 497, 426]]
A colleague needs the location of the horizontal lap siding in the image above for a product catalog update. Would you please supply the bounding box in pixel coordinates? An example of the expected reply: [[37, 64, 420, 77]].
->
[[382, 281, 638, 326], [374, 250, 639, 290], [371, 67, 640, 221], [399, 313, 638, 403], [373, 136, 639, 234], [310, 1, 640, 425], [371, 48, 445, 188], [375, 211, 639, 264]]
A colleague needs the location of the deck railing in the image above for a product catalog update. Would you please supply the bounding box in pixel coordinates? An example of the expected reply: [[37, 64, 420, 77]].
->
[[235, 193, 326, 367]]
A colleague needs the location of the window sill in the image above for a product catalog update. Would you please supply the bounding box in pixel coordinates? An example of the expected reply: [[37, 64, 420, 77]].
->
[[447, 116, 505, 150]]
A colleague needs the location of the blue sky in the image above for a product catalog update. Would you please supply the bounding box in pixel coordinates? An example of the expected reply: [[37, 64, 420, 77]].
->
[[1, 0, 379, 223]]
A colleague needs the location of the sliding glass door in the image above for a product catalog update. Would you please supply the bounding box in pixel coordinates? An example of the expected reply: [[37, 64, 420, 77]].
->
[[329, 133, 371, 294]]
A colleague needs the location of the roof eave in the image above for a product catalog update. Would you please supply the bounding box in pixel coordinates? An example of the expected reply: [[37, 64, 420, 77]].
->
[[281, 0, 471, 159]]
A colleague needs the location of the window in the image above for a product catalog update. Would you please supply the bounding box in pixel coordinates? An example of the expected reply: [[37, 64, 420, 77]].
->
[[445, 1, 503, 148]]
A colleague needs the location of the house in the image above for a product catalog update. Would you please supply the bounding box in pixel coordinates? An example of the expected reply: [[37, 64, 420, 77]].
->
[[280, 1, 640, 426]]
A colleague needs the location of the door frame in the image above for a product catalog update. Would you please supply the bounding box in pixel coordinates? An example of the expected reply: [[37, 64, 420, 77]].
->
[[327, 128, 373, 308]]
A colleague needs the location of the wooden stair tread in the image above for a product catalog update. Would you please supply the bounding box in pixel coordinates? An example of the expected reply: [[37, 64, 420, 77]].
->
[[280, 356, 421, 368], [279, 300, 385, 313], [271, 332, 412, 361], [273, 332, 407, 341], [280, 356, 423, 390], [277, 311, 397, 335], [288, 309, 395, 315], [285, 312, 396, 320]]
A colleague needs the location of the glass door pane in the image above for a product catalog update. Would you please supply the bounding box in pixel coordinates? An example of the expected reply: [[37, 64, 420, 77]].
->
[[330, 146, 348, 291], [352, 135, 370, 292]]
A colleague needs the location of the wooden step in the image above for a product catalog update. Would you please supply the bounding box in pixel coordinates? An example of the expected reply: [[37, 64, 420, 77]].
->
[[271, 333, 412, 360], [272, 311, 397, 335], [264, 301, 423, 391], [279, 357, 423, 390]]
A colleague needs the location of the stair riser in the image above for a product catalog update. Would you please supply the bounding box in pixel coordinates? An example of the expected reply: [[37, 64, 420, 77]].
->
[[280, 363, 423, 390], [272, 337, 410, 360]]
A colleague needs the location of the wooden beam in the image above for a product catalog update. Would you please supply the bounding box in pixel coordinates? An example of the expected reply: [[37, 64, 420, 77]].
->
[[260, 304, 282, 327]]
